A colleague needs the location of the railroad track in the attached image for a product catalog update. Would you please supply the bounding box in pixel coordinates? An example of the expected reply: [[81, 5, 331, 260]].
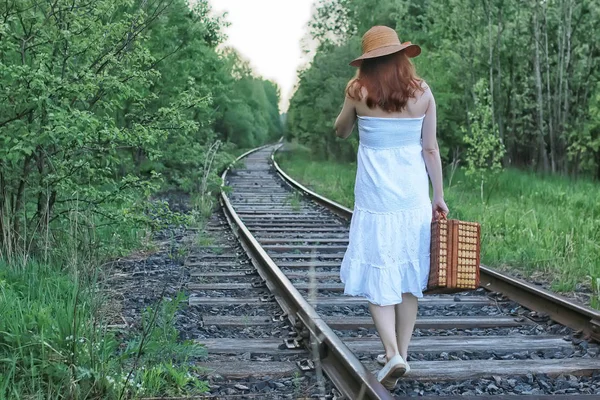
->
[[194, 143, 600, 399], [186, 212, 336, 398]]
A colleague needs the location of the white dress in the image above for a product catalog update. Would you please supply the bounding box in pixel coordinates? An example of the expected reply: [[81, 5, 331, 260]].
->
[[340, 115, 432, 306]]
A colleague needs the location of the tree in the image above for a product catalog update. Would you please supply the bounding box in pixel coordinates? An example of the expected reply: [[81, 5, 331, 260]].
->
[[0, 0, 281, 257], [463, 79, 506, 202], [288, 0, 600, 179]]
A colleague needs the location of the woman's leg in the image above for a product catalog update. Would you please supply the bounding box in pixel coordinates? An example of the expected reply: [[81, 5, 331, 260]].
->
[[394, 293, 418, 359], [368, 302, 399, 361]]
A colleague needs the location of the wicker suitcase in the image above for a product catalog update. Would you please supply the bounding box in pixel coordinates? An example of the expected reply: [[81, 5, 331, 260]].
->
[[426, 214, 481, 294]]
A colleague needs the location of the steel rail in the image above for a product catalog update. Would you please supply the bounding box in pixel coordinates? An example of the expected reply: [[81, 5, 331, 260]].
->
[[271, 146, 600, 343], [220, 145, 394, 400]]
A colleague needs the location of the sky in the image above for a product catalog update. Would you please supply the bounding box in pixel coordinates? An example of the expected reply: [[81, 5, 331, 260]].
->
[[210, 0, 315, 112]]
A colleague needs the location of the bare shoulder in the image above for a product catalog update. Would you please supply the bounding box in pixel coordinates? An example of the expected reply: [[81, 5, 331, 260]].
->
[[419, 80, 433, 96], [417, 80, 434, 105]]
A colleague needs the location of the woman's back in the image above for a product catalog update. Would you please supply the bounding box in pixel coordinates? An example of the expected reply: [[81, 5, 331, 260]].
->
[[351, 83, 432, 213], [355, 114, 429, 212]]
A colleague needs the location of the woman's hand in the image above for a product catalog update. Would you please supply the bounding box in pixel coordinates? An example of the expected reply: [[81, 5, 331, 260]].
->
[[432, 196, 449, 221]]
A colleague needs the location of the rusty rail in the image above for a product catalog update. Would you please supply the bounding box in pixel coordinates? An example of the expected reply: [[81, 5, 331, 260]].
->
[[220, 145, 394, 400], [271, 145, 600, 343]]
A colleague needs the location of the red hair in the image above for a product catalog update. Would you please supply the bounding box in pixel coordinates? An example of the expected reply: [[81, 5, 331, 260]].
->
[[346, 51, 423, 112]]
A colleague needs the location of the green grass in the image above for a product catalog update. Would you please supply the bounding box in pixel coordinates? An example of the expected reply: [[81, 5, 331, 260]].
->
[[0, 196, 210, 398], [0, 259, 208, 398], [286, 192, 303, 211], [276, 145, 600, 299]]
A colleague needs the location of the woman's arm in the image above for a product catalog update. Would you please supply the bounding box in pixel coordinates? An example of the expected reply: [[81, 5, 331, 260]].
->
[[421, 88, 449, 219], [334, 95, 357, 139]]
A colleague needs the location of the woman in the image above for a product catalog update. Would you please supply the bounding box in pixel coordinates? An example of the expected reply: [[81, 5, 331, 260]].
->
[[334, 26, 449, 390]]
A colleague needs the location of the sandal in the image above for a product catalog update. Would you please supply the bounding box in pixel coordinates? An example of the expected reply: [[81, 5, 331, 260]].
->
[[376, 354, 409, 390], [377, 354, 412, 372]]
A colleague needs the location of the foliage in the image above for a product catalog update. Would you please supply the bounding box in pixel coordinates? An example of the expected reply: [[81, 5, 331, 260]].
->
[[567, 82, 600, 177], [0, 260, 207, 398], [287, 40, 360, 160], [0, 0, 281, 259], [216, 51, 283, 148], [463, 79, 506, 201], [114, 292, 208, 398], [0, 0, 281, 397], [276, 148, 600, 295], [592, 277, 600, 309], [288, 0, 600, 179]]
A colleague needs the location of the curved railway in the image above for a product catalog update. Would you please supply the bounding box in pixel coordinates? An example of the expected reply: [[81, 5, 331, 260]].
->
[[194, 143, 600, 399]]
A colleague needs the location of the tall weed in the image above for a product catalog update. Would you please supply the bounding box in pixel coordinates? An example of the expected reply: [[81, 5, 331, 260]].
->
[[0, 259, 207, 399]]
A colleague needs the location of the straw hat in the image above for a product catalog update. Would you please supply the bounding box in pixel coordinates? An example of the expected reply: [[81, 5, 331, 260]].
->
[[350, 26, 421, 67]]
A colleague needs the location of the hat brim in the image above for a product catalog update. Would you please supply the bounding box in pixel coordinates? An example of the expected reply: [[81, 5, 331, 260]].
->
[[349, 43, 421, 67]]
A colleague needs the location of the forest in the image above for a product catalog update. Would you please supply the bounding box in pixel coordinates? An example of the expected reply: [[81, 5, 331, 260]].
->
[[0, 0, 280, 397], [287, 0, 600, 179], [1, 0, 281, 259]]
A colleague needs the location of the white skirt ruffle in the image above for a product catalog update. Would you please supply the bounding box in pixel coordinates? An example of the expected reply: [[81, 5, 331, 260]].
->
[[340, 203, 431, 306]]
